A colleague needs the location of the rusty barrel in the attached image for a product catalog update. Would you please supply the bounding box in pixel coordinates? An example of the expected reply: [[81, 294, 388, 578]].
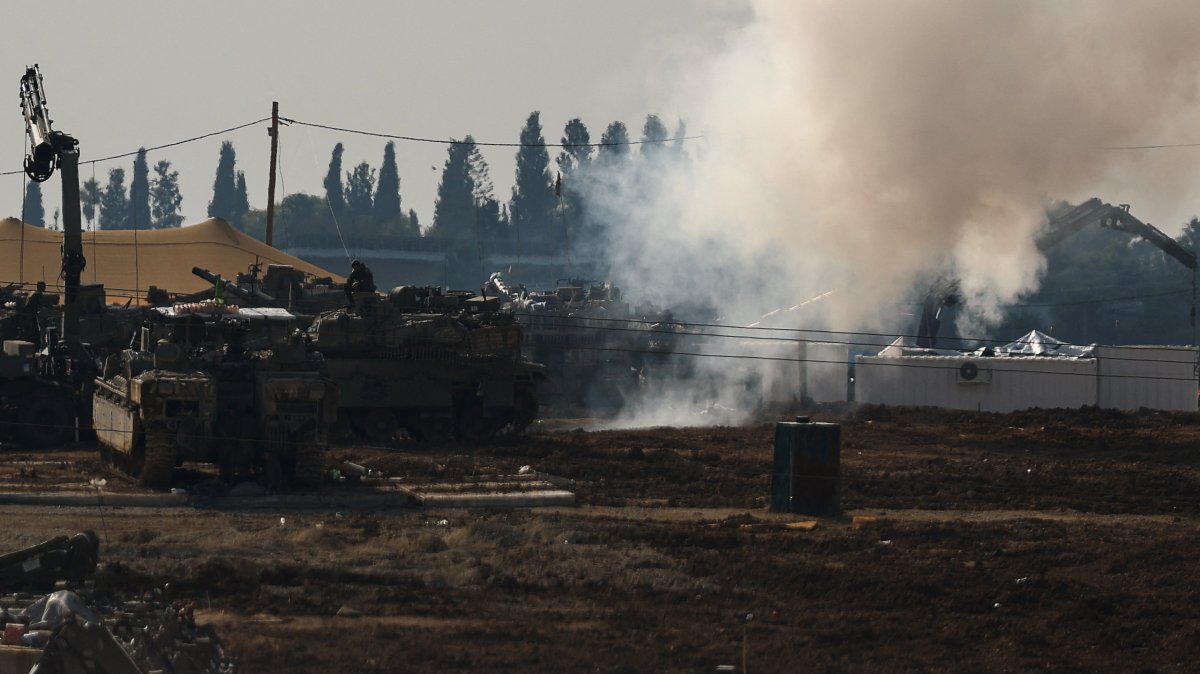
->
[[770, 416, 841, 516]]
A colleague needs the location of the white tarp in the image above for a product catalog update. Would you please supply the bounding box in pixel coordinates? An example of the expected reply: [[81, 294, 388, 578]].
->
[[994, 330, 1094, 358]]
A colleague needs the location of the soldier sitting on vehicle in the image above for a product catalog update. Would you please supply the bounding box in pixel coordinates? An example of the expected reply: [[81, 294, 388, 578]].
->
[[344, 259, 376, 304]]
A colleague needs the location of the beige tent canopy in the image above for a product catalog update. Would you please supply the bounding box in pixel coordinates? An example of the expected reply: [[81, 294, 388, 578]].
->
[[0, 218, 342, 301]]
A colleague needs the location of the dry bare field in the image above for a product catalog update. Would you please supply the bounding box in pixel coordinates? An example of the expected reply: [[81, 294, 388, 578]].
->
[[2, 407, 1200, 673]]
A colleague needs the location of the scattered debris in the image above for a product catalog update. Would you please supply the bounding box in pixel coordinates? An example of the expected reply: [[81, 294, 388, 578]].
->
[[341, 461, 368, 480], [735, 521, 818, 531], [852, 515, 879, 530], [402, 473, 575, 508], [0, 532, 98, 591], [0, 535, 234, 673]]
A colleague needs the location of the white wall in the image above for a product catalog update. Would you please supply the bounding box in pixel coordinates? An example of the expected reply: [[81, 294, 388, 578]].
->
[[1095, 345, 1197, 411], [855, 348, 1199, 412], [855, 356, 1097, 412]]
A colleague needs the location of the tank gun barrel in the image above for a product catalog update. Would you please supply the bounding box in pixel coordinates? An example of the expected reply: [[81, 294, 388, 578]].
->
[[191, 266, 274, 304]]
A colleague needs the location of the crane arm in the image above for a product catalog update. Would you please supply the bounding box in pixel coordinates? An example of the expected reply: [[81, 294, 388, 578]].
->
[[1036, 198, 1197, 271], [19, 65, 84, 341]]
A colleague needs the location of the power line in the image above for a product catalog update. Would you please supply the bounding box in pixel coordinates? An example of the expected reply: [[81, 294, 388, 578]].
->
[[516, 310, 1200, 367], [0, 117, 271, 177], [537, 343, 1200, 383], [1009, 286, 1191, 308], [1105, 142, 1200, 150], [281, 117, 704, 148], [511, 310, 1200, 353]]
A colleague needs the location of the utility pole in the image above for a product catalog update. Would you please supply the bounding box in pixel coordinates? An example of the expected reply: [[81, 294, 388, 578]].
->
[[265, 101, 279, 247]]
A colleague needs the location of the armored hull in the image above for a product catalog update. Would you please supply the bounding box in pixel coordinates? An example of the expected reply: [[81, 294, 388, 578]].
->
[[0, 339, 80, 447], [93, 307, 333, 488], [308, 291, 545, 443], [495, 278, 681, 410]]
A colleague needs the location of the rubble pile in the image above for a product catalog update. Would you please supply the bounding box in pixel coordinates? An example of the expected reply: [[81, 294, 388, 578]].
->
[[0, 534, 234, 674]]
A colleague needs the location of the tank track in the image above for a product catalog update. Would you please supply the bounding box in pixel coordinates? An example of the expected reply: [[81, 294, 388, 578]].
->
[[291, 442, 326, 487], [138, 432, 175, 489]]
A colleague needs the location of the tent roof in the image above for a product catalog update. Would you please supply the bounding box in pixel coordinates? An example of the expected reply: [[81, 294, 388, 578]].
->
[[0, 218, 341, 301], [996, 329, 1094, 358], [876, 335, 962, 358]]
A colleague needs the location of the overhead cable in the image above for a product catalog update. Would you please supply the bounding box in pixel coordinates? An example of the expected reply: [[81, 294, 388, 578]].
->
[[281, 117, 704, 148], [0, 117, 271, 177]]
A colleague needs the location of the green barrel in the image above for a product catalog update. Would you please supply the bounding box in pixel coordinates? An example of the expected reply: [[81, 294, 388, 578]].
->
[[770, 416, 841, 516]]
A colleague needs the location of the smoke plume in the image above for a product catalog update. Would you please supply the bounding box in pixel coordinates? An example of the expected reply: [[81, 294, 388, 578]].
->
[[583, 0, 1200, 426]]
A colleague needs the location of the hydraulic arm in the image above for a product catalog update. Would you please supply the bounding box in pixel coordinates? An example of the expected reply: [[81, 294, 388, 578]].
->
[[20, 64, 84, 342], [1036, 197, 1197, 271]]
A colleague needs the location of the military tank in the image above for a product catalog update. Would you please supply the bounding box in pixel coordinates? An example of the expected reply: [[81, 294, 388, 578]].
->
[[487, 275, 682, 410], [92, 304, 334, 488], [150, 262, 347, 318], [307, 287, 545, 443]]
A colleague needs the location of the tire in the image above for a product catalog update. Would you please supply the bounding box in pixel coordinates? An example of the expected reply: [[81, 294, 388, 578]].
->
[[18, 394, 74, 448]]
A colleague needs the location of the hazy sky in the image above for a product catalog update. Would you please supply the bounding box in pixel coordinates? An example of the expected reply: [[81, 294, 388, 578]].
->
[[0, 0, 748, 230]]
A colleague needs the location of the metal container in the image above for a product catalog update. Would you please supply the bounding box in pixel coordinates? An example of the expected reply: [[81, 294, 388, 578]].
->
[[770, 416, 841, 516]]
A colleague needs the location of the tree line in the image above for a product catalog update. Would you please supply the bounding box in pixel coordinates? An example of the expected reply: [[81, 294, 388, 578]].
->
[[18, 111, 688, 259], [21, 148, 186, 231], [240, 111, 689, 255]]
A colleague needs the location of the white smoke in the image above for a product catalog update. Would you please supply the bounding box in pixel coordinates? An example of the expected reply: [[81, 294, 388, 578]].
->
[[578, 0, 1200, 427]]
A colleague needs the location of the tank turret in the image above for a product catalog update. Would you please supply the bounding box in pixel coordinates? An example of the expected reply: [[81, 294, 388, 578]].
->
[[305, 294, 543, 443]]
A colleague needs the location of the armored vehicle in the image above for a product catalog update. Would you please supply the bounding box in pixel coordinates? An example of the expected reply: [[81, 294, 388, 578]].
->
[[308, 288, 545, 443], [93, 305, 333, 488], [489, 276, 682, 409], [0, 339, 81, 447], [150, 262, 346, 318], [0, 284, 102, 448]]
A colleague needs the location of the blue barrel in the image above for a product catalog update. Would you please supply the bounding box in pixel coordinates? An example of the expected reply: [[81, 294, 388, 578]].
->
[[770, 416, 841, 516]]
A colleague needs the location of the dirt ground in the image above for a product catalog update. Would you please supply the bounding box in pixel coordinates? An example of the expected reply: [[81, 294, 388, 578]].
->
[[3, 406, 1200, 673]]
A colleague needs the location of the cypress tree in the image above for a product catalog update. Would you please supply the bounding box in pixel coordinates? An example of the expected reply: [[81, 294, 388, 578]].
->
[[510, 111, 556, 244], [233, 171, 250, 228], [81, 178, 102, 229], [150, 160, 184, 229], [130, 148, 151, 229], [640, 114, 669, 160], [557, 118, 593, 175], [324, 143, 347, 220], [99, 168, 129, 230], [208, 141, 238, 222], [599, 121, 631, 164], [407, 209, 421, 237], [344, 161, 375, 243], [373, 141, 402, 234], [22, 181, 45, 227], [430, 138, 476, 242]]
